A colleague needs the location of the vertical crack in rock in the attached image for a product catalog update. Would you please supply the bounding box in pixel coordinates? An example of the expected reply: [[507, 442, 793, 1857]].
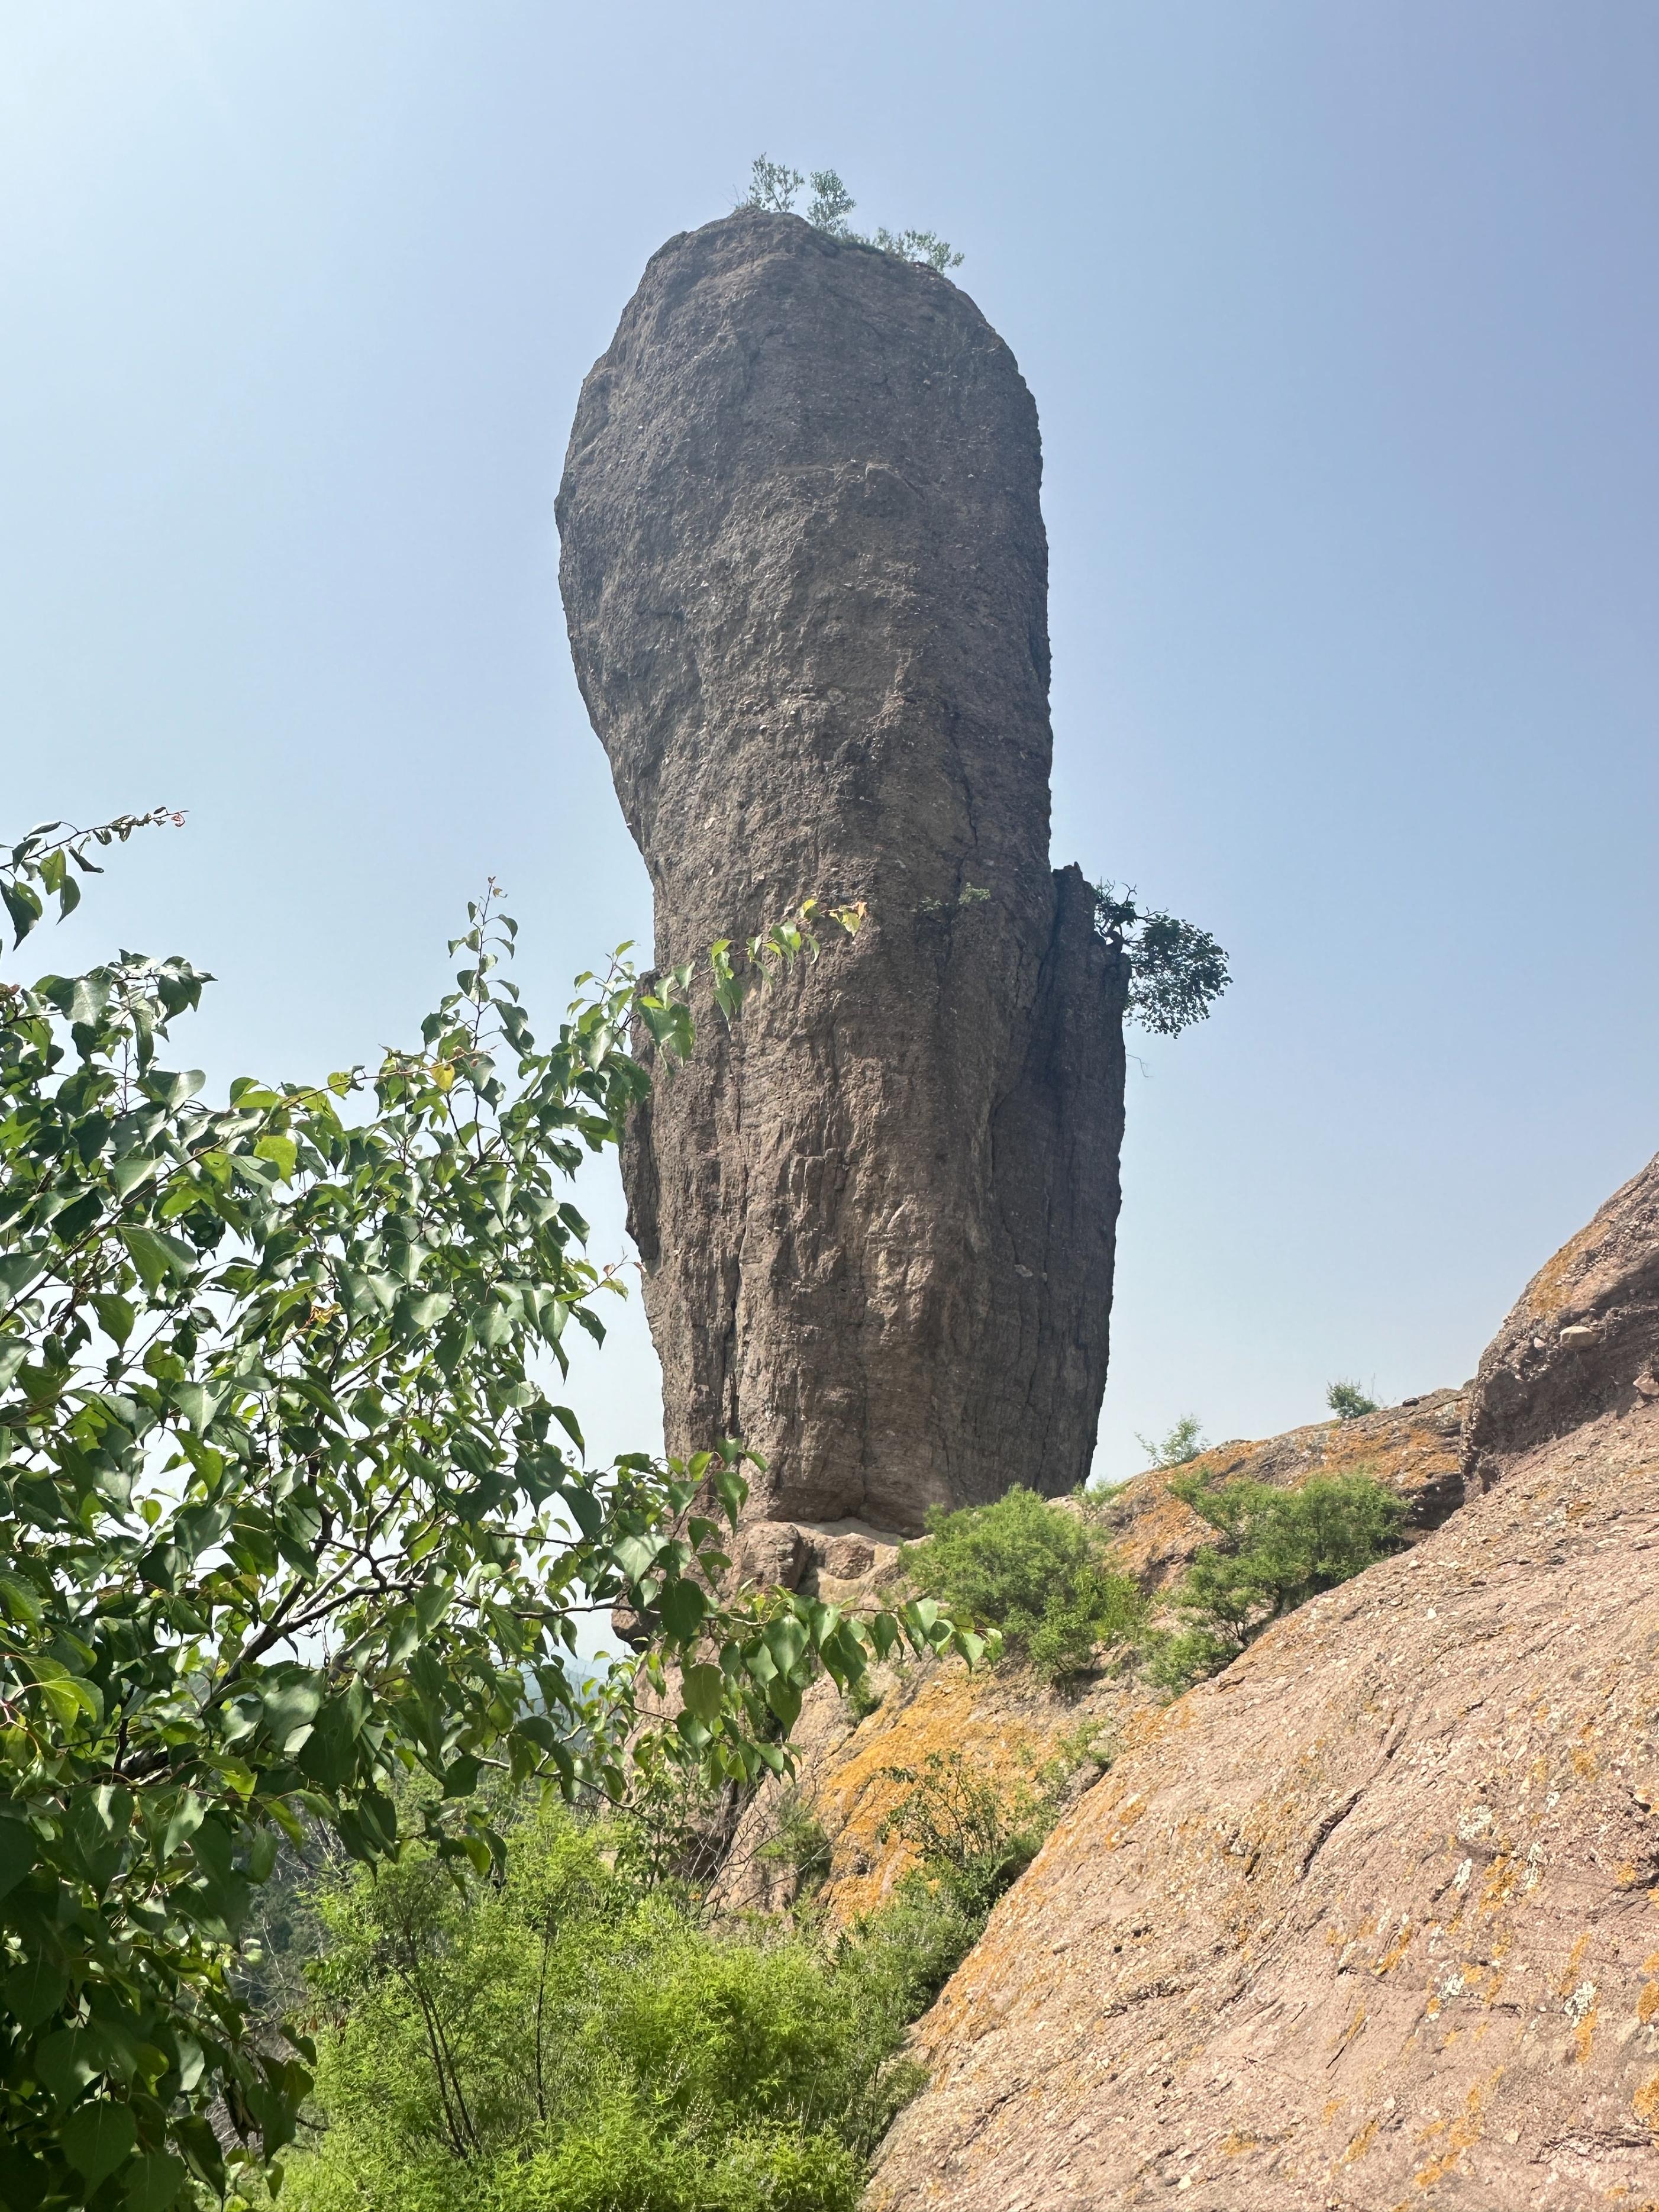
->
[[557, 209, 1127, 1542]]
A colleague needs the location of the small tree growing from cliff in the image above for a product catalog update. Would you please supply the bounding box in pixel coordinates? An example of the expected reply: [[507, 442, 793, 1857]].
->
[[740, 155, 965, 273], [1327, 1379, 1379, 1420], [1134, 1414, 1206, 1469], [1094, 882, 1230, 1039]]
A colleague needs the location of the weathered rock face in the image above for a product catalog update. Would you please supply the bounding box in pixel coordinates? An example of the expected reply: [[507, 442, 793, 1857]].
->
[[867, 1164, 1659, 2211], [558, 210, 1126, 1539], [1463, 1153, 1659, 1497]]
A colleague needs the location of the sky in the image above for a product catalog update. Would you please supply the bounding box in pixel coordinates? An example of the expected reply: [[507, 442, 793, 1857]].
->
[[3, 1, 1656, 1482]]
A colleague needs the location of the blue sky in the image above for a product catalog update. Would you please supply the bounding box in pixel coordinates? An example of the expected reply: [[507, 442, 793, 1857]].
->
[[4, 1, 1655, 1480]]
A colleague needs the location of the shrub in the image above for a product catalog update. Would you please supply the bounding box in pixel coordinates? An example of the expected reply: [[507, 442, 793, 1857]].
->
[[280, 1800, 931, 2212], [1326, 1378, 1379, 1420], [1093, 882, 1230, 1038], [1150, 1472, 1406, 1691], [1134, 1414, 1207, 1469], [900, 1486, 1144, 1685], [739, 156, 964, 272], [877, 1749, 1054, 1923], [757, 1791, 835, 1899]]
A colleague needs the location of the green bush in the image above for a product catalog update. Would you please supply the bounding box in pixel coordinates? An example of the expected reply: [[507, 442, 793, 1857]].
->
[[1150, 1472, 1406, 1691], [1326, 1378, 1380, 1420], [1134, 1413, 1207, 1469], [757, 1791, 835, 1899], [281, 1801, 929, 2212], [740, 155, 964, 272], [877, 1750, 1054, 1924], [900, 1487, 1144, 1684]]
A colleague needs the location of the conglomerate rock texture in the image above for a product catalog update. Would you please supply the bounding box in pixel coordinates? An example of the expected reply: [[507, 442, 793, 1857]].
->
[[558, 209, 1126, 1543], [867, 1155, 1659, 2211]]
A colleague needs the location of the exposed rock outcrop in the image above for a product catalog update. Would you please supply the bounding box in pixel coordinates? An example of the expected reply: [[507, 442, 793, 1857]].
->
[[1104, 1385, 1468, 1591], [557, 210, 1126, 1542], [714, 1386, 1466, 1924], [866, 1156, 1659, 2211], [1464, 1153, 1659, 1497]]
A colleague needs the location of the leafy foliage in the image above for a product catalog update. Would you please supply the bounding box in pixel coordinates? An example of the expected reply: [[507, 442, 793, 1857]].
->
[[0, 820, 971, 2208], [1134, 1414, 1206, 1469], [755, 1790, 834, 1899], [1093, 882, 1230, 1039], [282, 1797, 932, 2212], [1326, 1379, 1379, 1420], [740, 156, 964, 273], [876, 1749, 1056, 1924], [900, 1486, 1143, 1685], [1150, 1472, 1406, 1690]]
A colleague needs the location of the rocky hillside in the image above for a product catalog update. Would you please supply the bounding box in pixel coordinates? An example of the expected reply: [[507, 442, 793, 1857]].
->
[[863, 1155, 1659, 2210], [712, 1384, 1470, 1929], [1103, 1384, 1468, 1591]]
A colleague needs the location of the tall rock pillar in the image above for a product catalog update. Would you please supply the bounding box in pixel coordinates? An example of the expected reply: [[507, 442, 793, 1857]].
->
[[557, 209, 1126, 1545]]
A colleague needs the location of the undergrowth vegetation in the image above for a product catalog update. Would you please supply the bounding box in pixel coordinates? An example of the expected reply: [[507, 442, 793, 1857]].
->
[[278, 1758, 1055, 2212], [1149, 1471, 1406, 1690], [899, 1487, 1144, 1685], [896, 1466, 1405, 1701]]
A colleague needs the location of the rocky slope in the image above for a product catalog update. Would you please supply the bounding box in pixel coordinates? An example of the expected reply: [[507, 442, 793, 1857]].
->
[[866, 1156, 1659, 2211], [1104, 1386, 1469, 1591], [718, 1384, 1470, 1927], [557, 210, 1126, 1550]]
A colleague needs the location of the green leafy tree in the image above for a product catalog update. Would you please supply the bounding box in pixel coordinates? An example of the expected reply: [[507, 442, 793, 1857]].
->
[[0, 818, 976, 2209], [740, 156, 964, 273], [899, 1486, 1142, 1685], [1151, 1471, 1406, 1690], [1326, 1378, 1379, 1420], [1093, 882, 1229, 1039]]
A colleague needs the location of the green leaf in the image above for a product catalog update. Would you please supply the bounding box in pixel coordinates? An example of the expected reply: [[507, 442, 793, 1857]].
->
[[0, 1252, 45, 1301], [0, 1818, 36, 1900], [2, 876, 43, 947], [659, 1578, 706, 1643], [125, 2151, 188, 2212], [680, 1663, 725, 1726], [61, 2100, 137, 2190], [91, 1292, 136, 1346], [118, 1225, 196, 1291], [0, 1572, 43, 1629], [764, 1674, 802, 1729], [254, 1133, 298, 1181], [5, 1955, 68, 2031], [259, 1672, 323, 1754]]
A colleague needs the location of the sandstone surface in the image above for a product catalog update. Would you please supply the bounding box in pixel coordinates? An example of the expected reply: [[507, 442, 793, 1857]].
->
[[867, 1159, 1659, 2211], [557, 210, 1126, 1544], [1464, 1153, 1659, 1498]]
